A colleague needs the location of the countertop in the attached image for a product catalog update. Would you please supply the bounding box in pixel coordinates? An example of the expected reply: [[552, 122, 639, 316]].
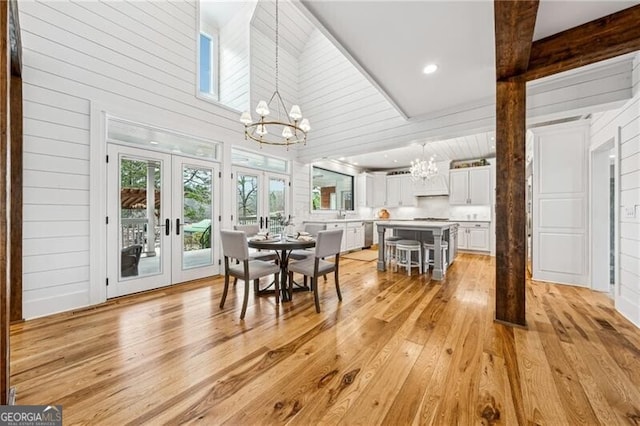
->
[[303, 218, 491, 223]]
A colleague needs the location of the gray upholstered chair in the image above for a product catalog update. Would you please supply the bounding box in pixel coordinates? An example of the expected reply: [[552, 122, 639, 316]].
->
[[287, 228, 343, 313], [289, 223, 328, 261], [234, 224, 277, 262], [220, 230, 281, 319]]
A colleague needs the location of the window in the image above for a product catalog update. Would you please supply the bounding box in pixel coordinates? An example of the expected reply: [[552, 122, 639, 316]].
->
[[311, 167, 354, 211], [198, 32, 218, 99]]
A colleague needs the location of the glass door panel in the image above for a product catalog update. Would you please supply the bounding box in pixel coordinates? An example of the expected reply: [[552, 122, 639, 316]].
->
[[268, 176, 287, 235], [172, 157, 218, 283], [119, 158, 162, 278], [107, 145, 172, 298], [236, 171, 260, 228]]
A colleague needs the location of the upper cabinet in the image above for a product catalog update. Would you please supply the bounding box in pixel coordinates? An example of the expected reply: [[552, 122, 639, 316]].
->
[[371, 172, 387, 207], [386, 175, 417, 207], [356, 173, 374, 207], [449, 166, 491, 205]]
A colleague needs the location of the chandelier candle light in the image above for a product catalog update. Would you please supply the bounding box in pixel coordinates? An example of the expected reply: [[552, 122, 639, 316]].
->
[[410, 143, 438, 182], [239, 0, 310, 148]]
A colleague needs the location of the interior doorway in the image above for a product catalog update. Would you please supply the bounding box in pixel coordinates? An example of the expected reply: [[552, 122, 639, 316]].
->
[[591, 138, 617, 296]]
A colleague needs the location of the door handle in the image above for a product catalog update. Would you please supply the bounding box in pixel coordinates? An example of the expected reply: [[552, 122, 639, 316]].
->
[[265, 216, 269, 229], [176, 218, 181, 235], [165, 218, 170, 236], [260, 217, 264, 228]]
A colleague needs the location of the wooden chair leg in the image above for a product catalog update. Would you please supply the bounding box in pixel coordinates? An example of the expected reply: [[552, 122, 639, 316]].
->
[[274, 272, 280, 305], [240, 274, 250, 320], [254, 279, 259, 293], [288, 271, 294, 301], [324, 275, 327, 282], [233, 277, 238, 286], [334, 269, 342, 301], [303, 276, 308, 287], [313, 276, 321, 313], [220, 273, 230, 308]]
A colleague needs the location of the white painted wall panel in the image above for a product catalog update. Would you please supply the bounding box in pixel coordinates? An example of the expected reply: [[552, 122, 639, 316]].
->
[[539, 199, 585, 229], [219, 1, 253, 110], [589, 53, 640, 327], [18, 0, 249, 318]]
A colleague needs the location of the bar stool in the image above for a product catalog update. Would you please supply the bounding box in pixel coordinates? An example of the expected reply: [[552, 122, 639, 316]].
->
[[423, 242, 449, 275], [384, 236, 402, 270], [396, 240, 422, 276]]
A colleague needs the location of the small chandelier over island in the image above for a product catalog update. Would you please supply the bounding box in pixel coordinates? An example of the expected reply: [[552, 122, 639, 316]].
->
[[239, 0, 310, 148], [410, 143, 438, 182]]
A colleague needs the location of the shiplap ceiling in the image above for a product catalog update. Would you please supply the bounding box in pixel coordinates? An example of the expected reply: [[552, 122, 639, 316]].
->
[[300, 0, 638, 119], [339, 131, 497, 171]]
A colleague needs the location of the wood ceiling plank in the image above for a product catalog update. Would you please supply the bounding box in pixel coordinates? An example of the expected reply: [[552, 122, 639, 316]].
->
[[494, 0, 539, 80], [525, 5, 640, 81]]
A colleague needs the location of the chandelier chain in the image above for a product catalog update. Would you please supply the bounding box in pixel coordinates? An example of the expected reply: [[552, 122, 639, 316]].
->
[[275, 0, 279, 94]]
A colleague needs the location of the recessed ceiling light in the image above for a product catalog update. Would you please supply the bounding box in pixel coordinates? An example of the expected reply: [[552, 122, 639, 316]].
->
[[353, 162, 359, 165], [423, 64, 438, 75], [149, 140, 159, 145], [394, 159, 398, 163], [339, 157, 345, 160], [490, 136, 495, 141], [609, 154, 615, 159]]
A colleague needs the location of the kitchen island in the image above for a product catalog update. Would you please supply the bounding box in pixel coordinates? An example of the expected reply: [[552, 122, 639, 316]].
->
[[376, 220, 459, 280]]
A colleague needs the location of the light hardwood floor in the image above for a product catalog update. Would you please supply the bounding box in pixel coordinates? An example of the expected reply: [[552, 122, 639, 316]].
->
[[10, 253, 640, 425]]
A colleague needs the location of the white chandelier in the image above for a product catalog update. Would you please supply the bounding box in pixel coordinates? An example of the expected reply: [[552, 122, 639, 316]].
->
[[239, 0, 310, 148], [410, 143, 438, 182]]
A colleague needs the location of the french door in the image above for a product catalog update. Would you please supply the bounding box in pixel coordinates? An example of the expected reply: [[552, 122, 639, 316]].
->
[[107, 144, 219, 298], [233, 167, 290, 234]]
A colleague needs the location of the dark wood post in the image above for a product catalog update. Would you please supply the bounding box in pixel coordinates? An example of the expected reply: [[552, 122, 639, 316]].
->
[[10, 73, 21, 323], [0, 0, 11, 403], [495, 79, 527, 327]]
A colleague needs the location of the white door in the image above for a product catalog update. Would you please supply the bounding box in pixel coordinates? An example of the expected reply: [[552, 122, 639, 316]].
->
[[171, 156, 219, 283], [107, 144, 219, 298], [233, 167, 290, 234]]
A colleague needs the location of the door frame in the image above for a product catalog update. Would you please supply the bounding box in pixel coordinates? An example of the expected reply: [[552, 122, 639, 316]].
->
[[90, 104, 224, 304]]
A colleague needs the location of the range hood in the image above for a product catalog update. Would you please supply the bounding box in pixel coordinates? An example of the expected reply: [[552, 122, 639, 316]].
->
[[413, 174, 449, 197]]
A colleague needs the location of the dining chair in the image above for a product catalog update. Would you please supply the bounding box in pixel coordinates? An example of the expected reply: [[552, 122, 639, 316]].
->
[[289, 223, 327, 261], [234, 224, 277, 262], [287, 228, 343, 313], [220, 230, 281, 320]]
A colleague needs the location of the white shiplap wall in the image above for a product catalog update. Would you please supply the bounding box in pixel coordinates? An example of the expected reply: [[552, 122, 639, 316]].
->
[[18, 0, 266, 318], [218, 2, 254, 111], [590, 53, 640, 327]]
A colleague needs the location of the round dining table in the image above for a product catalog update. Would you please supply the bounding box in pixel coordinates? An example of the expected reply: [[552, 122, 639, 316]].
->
[[248, 237, 316, 301]]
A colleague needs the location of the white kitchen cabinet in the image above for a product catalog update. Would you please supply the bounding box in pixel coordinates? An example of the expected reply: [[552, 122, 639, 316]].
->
[[371, 172, 387, 207], [357, 173, 374, 207], [386, 175, 416, 207], [449, 166, 491, 205], [316, 221, 364, 252], [457, 222, 490, 251], [345, 221, 364, 251]]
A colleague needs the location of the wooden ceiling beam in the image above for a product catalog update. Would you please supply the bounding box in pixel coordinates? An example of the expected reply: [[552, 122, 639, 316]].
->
[[494, 0, 539, 80], [525, 4, 640, 81]]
